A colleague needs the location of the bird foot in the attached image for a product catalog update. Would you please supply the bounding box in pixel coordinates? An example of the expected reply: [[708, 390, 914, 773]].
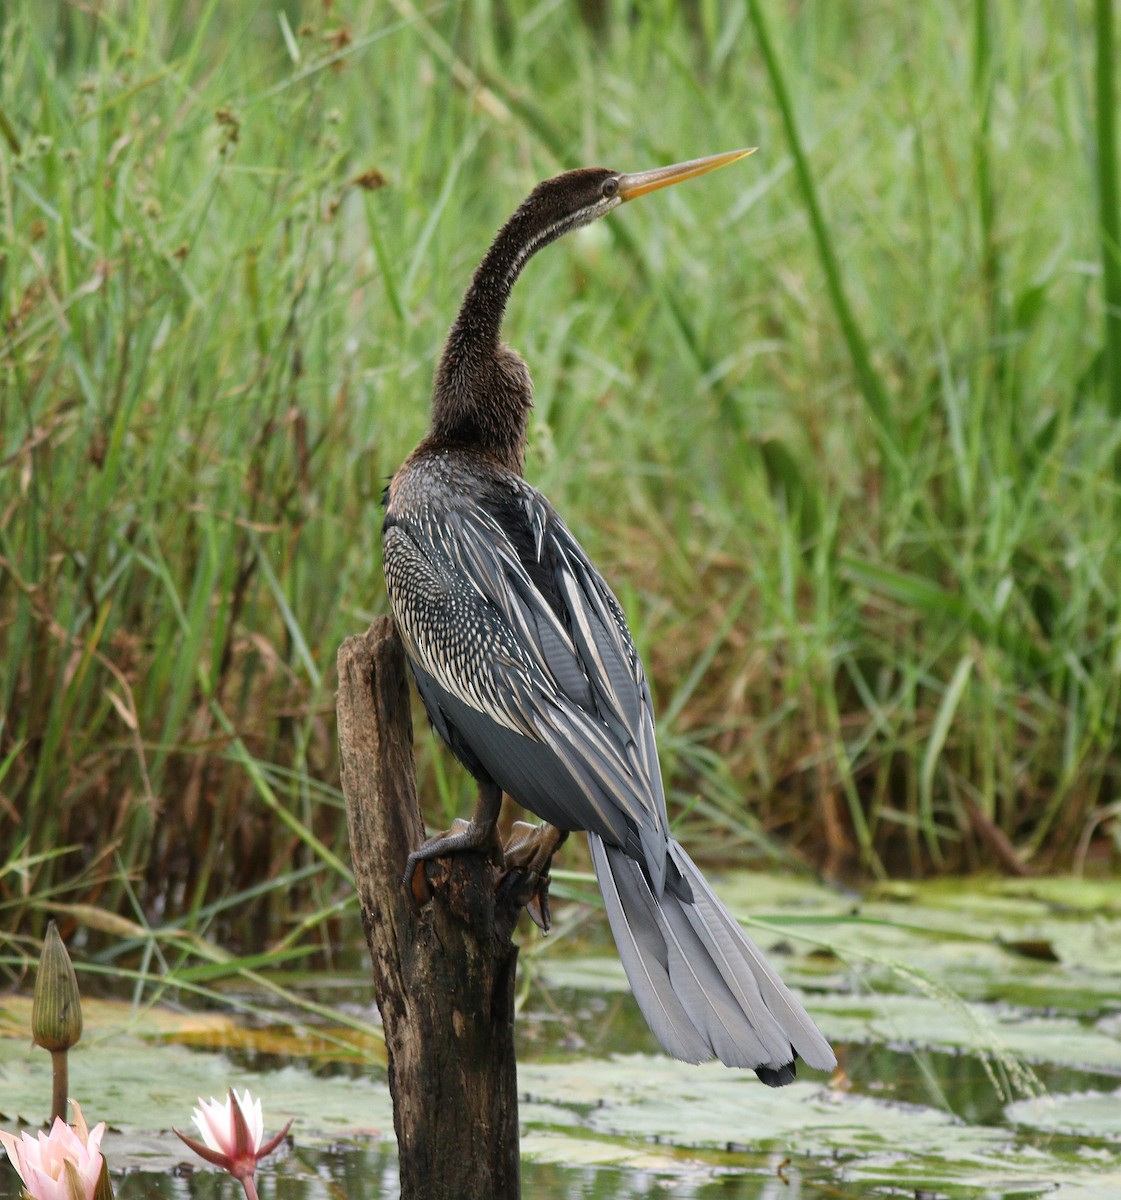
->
[[404, 816, 503, 903], [496, 821, 569, 932]]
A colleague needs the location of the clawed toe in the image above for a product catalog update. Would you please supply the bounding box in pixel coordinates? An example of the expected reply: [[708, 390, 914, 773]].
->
[[403, 817, 501, 896], [497, 821, 568, 932], [404, 814, 567, 931]]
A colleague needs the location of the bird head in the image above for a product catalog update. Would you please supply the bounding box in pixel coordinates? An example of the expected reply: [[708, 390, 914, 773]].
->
[[517, 148, 756, 241]]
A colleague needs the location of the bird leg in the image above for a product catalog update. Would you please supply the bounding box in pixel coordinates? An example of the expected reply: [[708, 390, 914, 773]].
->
[[404, 779, 504, 897], [497, 821, 569, 933]]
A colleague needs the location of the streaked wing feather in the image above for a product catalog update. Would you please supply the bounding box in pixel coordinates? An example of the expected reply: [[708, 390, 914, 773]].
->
[[384, 488, 670, 849], [551, 522, 669, 832]]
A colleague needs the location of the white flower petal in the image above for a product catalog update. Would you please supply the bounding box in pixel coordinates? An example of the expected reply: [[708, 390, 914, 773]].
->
[[233, 1090, 264, 1152], [192, 1095, 234, 1155]]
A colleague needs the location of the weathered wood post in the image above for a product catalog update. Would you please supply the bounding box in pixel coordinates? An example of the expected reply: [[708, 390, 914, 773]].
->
[[337, 616, 524, 1200]]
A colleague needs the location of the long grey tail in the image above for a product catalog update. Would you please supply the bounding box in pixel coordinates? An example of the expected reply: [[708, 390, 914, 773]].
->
[[588, 832, 836, 1085]]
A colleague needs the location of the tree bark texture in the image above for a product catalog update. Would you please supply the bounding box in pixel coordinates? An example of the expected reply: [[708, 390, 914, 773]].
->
[[337, 617, 521, 1200]]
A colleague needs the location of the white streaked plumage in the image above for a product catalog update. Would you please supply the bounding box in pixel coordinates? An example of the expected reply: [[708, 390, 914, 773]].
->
[[384, 449, 836, 1080]]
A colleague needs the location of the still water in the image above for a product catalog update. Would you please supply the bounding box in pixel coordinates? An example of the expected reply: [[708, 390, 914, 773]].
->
[[3, 874, 1120, 1198]]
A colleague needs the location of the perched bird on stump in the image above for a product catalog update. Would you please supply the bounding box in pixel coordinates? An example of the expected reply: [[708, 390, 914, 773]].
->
[[383, 150, 836, 1085]]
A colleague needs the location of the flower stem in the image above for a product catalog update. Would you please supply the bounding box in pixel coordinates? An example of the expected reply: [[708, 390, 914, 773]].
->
[[240, 1175, 260, 1200], [50, 1050, 68, 1125]]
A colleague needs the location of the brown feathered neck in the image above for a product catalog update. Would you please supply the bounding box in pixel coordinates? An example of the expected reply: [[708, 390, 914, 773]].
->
[[425, 167, 618, 474]]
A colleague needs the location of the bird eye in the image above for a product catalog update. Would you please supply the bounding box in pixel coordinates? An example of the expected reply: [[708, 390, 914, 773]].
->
[[601, 177, 619, 199]]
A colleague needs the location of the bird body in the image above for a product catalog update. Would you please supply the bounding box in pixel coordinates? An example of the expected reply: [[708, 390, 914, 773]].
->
[[383, 152, 836, 1084], [385, 448, 672, 882]]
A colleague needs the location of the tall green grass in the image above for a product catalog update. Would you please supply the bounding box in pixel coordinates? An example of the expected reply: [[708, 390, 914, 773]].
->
[[1095, 0, 1121, 419], [2, 0, 1119, 966]]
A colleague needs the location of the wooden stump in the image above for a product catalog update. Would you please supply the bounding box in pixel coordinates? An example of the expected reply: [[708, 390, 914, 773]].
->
[[337, 617, 522, 1200]]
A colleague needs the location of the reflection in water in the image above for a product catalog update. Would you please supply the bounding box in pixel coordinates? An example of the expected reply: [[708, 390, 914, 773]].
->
[[106, 1146, 826, 1200], [110, 1145, 400, 1200]]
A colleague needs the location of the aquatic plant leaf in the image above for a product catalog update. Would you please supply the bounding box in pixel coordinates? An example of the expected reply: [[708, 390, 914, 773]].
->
[[1006, 1088, 1121, 1140], [0, 1037, 393, 1168]]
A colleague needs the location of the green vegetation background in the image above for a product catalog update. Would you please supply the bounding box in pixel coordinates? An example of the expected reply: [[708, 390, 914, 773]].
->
[[2, 0, 1119, 955]]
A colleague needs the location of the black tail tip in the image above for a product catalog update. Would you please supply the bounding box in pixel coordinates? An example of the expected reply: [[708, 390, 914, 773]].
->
[[755, 1059, 797, 1087]]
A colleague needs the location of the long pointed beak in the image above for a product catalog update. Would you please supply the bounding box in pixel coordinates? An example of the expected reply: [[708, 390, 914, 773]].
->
[[616, 148, 756, 202]]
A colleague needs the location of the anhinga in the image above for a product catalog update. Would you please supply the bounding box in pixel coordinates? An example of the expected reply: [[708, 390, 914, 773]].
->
[[383, 150, 836, 1085]]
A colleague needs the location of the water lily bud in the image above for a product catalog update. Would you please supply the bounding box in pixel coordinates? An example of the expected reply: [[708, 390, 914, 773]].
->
[[33, 920, 83, 1053]]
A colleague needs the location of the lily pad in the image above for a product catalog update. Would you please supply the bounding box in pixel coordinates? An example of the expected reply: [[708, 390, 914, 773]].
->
[[1006, 1088, 1121, 1140], [518, 1055, 1121, 1195], [814, 990, 1121, 1075], [5, 871, 1121, 1200], [0, 1035, 392, 1166]]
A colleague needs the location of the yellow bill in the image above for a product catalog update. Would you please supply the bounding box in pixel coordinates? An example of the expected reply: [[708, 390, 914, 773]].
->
[[617, 148, 756, 202]]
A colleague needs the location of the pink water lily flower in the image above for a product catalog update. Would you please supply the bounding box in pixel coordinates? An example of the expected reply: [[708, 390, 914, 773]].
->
[[174, 1089, 291, 1200], [0, 1101, 106, 1200]]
